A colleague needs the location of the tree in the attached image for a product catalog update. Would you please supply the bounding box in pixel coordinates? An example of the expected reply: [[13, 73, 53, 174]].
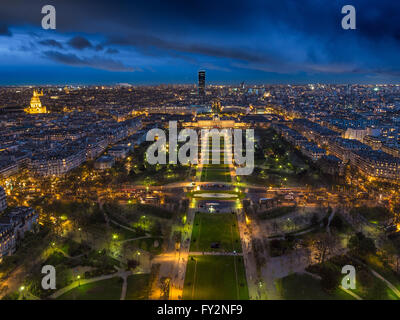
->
[[1, 291, 19, 300], [159, 277, 170, 299], [150, 220, 162, 236], [320, 266, 340, 293], [313, 233, 339, 263], [359, 237, 376, 255], [348, 232, 376, 256], [330, 215, 343, 231], [127, 259, 139, 270], [310, 212, 319, 226]]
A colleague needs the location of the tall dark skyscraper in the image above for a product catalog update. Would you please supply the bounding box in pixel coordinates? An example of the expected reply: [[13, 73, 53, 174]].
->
[[198, 70, 205, 99]]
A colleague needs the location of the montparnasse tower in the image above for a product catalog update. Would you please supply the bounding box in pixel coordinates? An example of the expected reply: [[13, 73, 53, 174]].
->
[[24, 90, 47, 114]]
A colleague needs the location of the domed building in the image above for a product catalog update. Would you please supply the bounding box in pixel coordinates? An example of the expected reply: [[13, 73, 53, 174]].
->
[[24, 90, 47, 114]]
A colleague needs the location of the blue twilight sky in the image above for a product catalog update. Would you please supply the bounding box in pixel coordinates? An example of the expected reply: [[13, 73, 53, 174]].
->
[[1, 0, 400, 85]]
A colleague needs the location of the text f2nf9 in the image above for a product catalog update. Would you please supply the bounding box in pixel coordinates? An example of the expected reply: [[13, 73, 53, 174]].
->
[[41, 5, 56, 30]]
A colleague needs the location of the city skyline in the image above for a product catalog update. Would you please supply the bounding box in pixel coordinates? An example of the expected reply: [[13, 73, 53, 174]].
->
[[2, 0, 400, 305], [1, 81, 400, 302]]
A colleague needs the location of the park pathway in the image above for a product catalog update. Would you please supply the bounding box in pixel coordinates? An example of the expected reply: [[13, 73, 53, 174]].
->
[[326, 210, 335, 234], [349, 255, 400, 299], [189, 251, 243, 256], [117, 235, 154, 244], [340, 286, 363, 300], [369, 269, 400, 298], [150, 207, 195, 300], [49, 270, 132, 299], [120, 274, 128, 300]]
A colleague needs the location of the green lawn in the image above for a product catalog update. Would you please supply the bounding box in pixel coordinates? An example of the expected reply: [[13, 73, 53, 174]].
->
[[57, 277, 123, 300], [125, 274, 150, 300], [183, 255, 249, 300], [201, 167, 231, 182], [190, 212, 242, 252], [306, 255, 399, 300], [200, 136, 232, 183], [258, 206, 296, 220], [277, 273, 355, 300], [364, 254, 400, 295], [350, 206, 391, 224]]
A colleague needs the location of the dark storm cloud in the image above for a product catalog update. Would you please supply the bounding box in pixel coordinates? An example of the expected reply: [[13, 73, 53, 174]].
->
[[105, 48, 119, 54], [39, 39, 63, 49], [95, 44, 104, 51], [68, 36, 93, 50], [43, 51, 134, 72], [2, 0, 400, 82], [0, 0, 399, 43], [107, 33, 279, 64], [19, 42, 36, 52], [0, 24, 12, 36]]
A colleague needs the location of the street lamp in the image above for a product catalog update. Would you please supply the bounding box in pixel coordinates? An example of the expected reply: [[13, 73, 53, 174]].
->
[[77, 275, 81, 287], [19, 286, 25, 299]]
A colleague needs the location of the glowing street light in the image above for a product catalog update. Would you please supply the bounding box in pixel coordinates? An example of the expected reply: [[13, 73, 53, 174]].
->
[[19, 286, 25, 299]]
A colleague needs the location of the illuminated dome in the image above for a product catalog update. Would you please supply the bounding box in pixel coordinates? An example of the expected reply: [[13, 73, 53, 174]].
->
[[24, 90, 47, 114]]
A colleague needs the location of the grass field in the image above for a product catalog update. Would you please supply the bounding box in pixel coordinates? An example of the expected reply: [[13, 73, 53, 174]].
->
[[57, 277, 123, 300], [183, 255, 249, 300], [276, 273, 355, 300], [190, 212, 242, 252], [125, 274, 150, 300], [307, 254, 400, 300], [200, 136, 232, 183], [201, 166, 231, 182], [184, 135, 248, 300]]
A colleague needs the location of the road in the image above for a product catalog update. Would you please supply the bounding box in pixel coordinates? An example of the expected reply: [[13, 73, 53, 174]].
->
[[150, 208, 195, 300], [236, 208, 268, 300]]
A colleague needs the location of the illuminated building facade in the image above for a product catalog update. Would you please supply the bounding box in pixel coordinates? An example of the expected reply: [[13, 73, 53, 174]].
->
[[24, 90, 47, 114], [351, 149, 400, 181], [30, 149, 86, 177], [0, 207, 38, 258], [0, 186, 6, 212]]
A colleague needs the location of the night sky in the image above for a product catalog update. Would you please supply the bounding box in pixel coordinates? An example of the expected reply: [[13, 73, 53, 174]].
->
[[1, 0, 400, 85]]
